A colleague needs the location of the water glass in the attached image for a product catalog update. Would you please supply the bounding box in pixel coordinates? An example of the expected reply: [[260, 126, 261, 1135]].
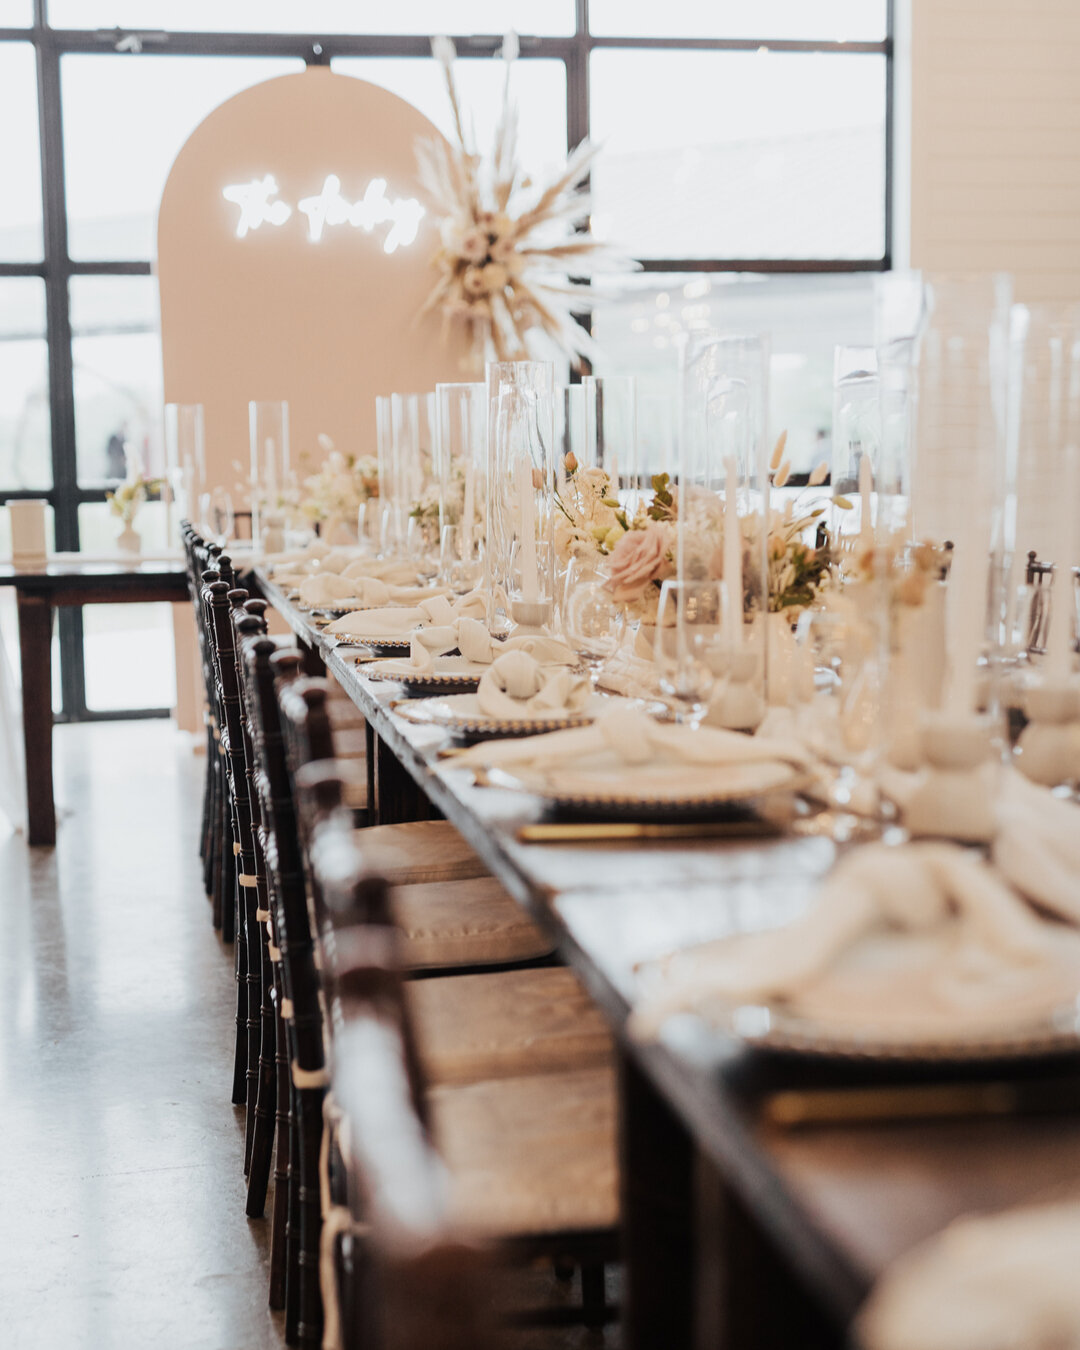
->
[[439, 524, 481, 594], [563, 558, 624, 679], [654, 580, 723, 726]]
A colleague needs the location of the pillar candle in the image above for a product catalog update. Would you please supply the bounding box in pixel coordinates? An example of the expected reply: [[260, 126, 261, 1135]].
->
[[518, 457, 539, 603], [723, 455, 742, 648]]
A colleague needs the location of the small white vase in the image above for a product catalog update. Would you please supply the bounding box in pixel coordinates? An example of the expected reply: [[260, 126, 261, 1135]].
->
[[903, 713, 997, 843], [116, 523, 141, 555]]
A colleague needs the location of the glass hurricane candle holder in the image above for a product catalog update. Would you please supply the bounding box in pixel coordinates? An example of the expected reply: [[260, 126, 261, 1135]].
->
[[435, 381, 485, 561], [164, 401, 204, 543], [486, 361, 555, 631], [676, 332, 770, 705], [584, 375, 639, 516], [249, 400, 290, 549]]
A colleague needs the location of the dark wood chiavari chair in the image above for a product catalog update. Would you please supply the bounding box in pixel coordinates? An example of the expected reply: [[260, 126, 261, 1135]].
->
[[240, 634, 328, 1348], [318, 842, 620, 1347]]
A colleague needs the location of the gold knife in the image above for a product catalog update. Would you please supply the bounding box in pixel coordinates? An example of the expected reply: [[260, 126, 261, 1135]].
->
[[764, 1078, 1080, 1127], [516, 820, 779, 843]]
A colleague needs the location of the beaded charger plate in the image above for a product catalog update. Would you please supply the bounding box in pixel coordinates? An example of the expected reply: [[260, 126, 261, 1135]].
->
[[485, 759, 808, 820], [393, 691, 606, 740], [365, 656, 489, 696], [705, 1000, 1080, 1063]]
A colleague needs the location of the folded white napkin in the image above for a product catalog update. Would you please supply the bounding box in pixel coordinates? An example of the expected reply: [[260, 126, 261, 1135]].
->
[[597, 651, 661, 700], [858, 1200, 1080, 1350], [450, 703, 810, 774], [476, 651, 591, 719], [297, 573, 358, 607], [387, 584, 451, 608], [993, 772, 1080, 925], [325, 607, 425, 639], [340, 559, 422, 585], [631, 839, 1080, 1041]]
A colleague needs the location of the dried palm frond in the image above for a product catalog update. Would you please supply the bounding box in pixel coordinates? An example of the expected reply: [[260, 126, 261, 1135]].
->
[[415, 33, 634, 369]]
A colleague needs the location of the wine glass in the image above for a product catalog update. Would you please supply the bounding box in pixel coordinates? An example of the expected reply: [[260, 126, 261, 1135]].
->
[[562, 557, 624, 682], [198, 487, 234, 546], [654, 580, 723, 727], [439, 524, 481, 594]]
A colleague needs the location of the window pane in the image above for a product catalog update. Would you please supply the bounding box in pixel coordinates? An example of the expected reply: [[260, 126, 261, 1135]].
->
[[590, 0, 886, 41], [0, 45, 43, 260], [61, 54, 304, 260], [81, 601, 177, 713], [332, 57, 567, 174], [590, 50, 886, 260], [0, 279, 51, 490], [590, 271, 875, 474], [0, 0, 32, 26], [70, 276, 163, 488], [46, 0, 573, 33]]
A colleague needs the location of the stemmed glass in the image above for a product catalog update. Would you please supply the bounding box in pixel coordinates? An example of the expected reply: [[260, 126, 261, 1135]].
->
[[654, 580, 722, 727], [562, 557, 624, 683], [199, 486, 234, 547]]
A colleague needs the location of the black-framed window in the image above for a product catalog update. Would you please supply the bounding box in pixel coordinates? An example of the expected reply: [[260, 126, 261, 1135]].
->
[[0, 0, 891, 720]]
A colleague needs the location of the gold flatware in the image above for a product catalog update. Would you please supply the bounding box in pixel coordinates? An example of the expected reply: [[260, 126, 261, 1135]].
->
[[764, 1078, 1080, 1128], [516, 820, 780, 844]]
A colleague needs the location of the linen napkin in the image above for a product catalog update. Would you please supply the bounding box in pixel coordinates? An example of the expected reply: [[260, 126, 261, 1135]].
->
[[596, 651, 662, 700], [341, 559, 423, 586], [992, 772, 1080, 925], [325, 607, 426, 639], [449, 703, 810, 775], [857, 1200, 1080, 1350], [298, 573, 391, 609], [630, 840, 1080, 1041], [476, 651, 591, 719]]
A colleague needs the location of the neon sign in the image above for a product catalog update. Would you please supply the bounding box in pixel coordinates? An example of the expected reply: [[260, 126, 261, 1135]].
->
[[222, 174, 425, 253]]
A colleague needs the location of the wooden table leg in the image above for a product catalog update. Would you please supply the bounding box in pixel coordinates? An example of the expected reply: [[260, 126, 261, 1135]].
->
[[17, 594, 55, 846], [619, 1047, 695, 1350], [373, 730, 437, 825]]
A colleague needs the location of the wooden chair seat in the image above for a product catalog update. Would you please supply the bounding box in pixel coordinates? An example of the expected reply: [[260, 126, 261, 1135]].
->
[[406, 966, 613, 1086], [356, 819, 490, 884], [393, 874, 552, 968], [431, 1066, 618, 1239]]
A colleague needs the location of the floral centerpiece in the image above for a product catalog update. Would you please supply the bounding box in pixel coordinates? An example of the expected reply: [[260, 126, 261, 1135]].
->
[[417, 34, 629, 368], [107, 473, 162, 552], [555, 434, 836, 624], [298, 434, 378, 540]]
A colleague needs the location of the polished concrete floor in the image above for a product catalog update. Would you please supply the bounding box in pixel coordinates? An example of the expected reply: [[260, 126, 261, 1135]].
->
[[0, 722, 285, 1350]]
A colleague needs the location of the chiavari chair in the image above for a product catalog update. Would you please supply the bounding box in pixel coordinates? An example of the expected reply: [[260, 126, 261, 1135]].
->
[[319, 845, 619, 1346]]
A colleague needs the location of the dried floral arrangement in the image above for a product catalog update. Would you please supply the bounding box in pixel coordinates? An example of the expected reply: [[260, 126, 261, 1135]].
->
[[107, 473, 163, 526], [553, 433, 835, 623], [298, 434, 379, 524], [416, 33, 628, 367]]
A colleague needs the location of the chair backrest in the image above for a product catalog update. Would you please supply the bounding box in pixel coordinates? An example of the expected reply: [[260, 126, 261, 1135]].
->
[[239, 635, 324, 1082], [319, 841, 496, 1350]]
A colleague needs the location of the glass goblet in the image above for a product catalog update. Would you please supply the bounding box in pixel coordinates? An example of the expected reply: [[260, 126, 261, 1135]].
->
[[562, 558, 624, 683], [654, 579, 722, 728]]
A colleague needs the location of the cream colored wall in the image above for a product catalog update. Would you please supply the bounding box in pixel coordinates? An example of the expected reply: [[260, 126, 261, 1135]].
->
[[909, 0, 1080, 300]]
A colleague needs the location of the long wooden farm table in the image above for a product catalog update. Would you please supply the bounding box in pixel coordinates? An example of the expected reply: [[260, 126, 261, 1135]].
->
[[256, 568, 1080, 1350]]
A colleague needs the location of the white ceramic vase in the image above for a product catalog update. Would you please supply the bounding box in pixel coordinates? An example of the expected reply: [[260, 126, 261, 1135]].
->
[[116, 523, 141, 555]]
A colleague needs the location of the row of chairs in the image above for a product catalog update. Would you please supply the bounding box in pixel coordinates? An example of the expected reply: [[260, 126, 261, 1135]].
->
[[180, 522, 622, 1348]]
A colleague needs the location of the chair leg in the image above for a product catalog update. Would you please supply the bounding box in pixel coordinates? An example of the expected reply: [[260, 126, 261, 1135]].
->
[[199, 721, 213, 867], [296, 1087, 326, 1349], [582, 1263, 608, 1333], [286, 1083, 302, 1344], [246, 897, 276, 1206], [221, 809, 237, 945], [268, 983, 291, 1310], [231, 860, 247, 1109], [243, 878, 263, 1172]]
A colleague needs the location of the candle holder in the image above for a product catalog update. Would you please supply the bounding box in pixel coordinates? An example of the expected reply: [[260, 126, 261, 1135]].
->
[[486, 361, 555, 632], [435, 381, 485, 573], [164, 402, 204, 543], [249, 400, 290, 550], [391, 391, 437, 559], [676, 332, 769, 709], [584, 375, 639, 516], [831, 346, 879, 549], [374, 394, 402, 557]]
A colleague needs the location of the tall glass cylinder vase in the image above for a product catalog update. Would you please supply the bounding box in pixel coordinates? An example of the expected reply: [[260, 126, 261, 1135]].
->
[[164, 401, 204, 541], [435, 381, 485, 585], [374, 395, 400, 555], [676, 332, 770, 718], [486, 361, 555, 631], [391, 391, 437, 560], [831, 346, 879, 547], [1007, 303, 1080, 674], [584, 375, 639, 515], [911, 273, 1013, 717], [249, 400, 290, 550]]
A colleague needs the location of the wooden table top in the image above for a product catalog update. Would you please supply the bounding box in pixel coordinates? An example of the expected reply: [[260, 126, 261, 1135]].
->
[[256, 567, 1080, 1331], [0, 557, 190, 603]]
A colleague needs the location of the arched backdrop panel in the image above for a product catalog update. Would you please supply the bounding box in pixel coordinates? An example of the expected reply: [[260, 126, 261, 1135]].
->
[[158, 67, 467, 731], [157, 66, 468, 485]]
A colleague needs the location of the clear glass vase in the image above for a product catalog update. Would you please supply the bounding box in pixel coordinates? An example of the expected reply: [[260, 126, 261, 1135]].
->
[[248, 399, 290, 550]]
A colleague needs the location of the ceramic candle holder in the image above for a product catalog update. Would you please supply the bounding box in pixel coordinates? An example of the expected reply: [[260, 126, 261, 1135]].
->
[[1015, 682, 1080, 788], [903, 713, 997, 843]]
